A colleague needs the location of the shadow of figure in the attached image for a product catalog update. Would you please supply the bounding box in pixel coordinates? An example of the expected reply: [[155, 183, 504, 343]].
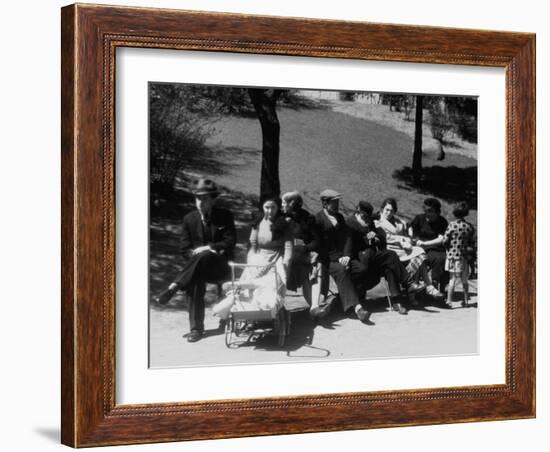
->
[[393, 165, 477, 206], [409, 287, 478, 312], [181, 323, 226, 339], [285, 310, 331, 359], [231, 310, 323, 352], [313, 296, 386, 329], [221, 308, 331, 358]]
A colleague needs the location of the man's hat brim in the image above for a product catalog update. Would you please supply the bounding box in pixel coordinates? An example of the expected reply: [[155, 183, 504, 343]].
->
[[192, 178, 219, 196], [320, 189, 342, 200], [193, 189, 219, 196]]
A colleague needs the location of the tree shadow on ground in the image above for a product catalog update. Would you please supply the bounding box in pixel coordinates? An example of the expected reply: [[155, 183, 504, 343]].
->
[[182, 149, 230, 177], [153, 145, 261, 193], [315, 306, 375, 329], [210, 145, 260, 166], [441, 137, 467, 150], [392, 165, 477, 206]]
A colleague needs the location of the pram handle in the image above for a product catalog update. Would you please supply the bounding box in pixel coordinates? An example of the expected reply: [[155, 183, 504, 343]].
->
[[228, 261, 276, 269]]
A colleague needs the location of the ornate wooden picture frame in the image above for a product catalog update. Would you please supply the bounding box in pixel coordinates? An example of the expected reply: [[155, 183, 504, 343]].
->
[[61, 3, 535, 447]]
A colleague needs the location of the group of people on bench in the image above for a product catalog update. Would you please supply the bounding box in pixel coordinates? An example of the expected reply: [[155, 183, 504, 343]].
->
[[154, 178, 476, 343]]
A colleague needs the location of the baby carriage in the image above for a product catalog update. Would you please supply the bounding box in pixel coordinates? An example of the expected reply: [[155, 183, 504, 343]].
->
[[220, 261, 290, 348]]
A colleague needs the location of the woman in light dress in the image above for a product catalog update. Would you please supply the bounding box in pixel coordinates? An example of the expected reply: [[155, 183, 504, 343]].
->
[[374, 198, 443, 301], [213, 197, 292, 320]]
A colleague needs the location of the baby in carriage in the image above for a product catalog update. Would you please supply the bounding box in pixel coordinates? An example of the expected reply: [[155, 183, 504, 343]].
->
[[213, 256, 287, 320]]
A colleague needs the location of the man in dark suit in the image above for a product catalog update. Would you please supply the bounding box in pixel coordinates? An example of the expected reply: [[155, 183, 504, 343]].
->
[[154, 178, 236, 342], [315, 189, 371, 324], [282, 191, 323, 317], [346, 201, 422, 315]]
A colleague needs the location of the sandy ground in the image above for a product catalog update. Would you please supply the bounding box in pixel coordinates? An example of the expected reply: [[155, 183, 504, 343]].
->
[[149, 280, 478, 368]]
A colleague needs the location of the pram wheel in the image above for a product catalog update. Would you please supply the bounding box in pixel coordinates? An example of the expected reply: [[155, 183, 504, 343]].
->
[[224, 317, 234, 348], [275, 308, 289, 347], [222, 261, 290, 348]]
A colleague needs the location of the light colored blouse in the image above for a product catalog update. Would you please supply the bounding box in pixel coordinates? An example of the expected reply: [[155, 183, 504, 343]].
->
[[249, 218, 292, 265], [375, 215, 425, 262], [258, 218, 274, 246]]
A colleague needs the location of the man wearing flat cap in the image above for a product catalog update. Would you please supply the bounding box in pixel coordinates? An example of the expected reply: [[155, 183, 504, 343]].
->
[[315, 189, 371, 324], [154, 178, 236, 342]]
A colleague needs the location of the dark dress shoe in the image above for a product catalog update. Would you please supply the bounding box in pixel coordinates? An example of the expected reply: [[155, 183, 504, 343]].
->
[[186, 330, 203, 343], [408, 294, 420, 307], [393, 303, 408, 315], [356, 306, 372, 324], [310, 303, 330, 319], [154, 287, 176, 305]]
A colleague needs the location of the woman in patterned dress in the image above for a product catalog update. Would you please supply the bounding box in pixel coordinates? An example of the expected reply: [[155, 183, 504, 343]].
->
[[443, 201, 476, 307], [374, 198, 426, 283]]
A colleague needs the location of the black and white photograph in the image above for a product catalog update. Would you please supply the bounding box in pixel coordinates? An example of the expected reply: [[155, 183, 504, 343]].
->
[[3, 0, 544, 450], [149, 84, 478, 368]]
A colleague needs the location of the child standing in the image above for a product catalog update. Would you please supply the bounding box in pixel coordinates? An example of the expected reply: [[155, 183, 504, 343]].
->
[[443, 201, 476, 308]]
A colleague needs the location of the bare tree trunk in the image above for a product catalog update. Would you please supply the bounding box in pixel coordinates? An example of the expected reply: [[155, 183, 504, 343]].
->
[[437, 141, 446, 161], [412, 95, 424, 184], [249, 88, 282, 204], [435, 97, 447, 161]]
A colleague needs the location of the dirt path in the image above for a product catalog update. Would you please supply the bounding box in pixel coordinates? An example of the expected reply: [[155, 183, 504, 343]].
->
[[149, 281, 478, 368]]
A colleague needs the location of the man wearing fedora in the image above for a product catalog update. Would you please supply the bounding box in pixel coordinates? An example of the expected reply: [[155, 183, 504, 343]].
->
[[315, 189, 371, 324], [154, 178, 236, 342]]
